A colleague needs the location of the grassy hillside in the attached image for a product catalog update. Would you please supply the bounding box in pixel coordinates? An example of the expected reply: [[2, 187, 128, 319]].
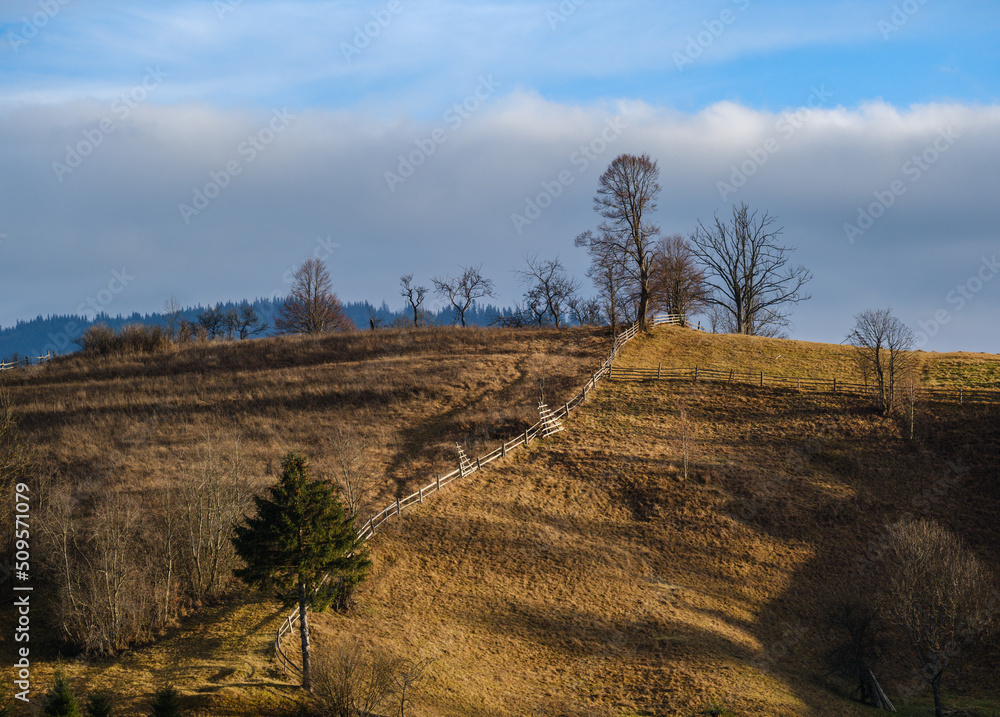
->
[[3, 324, 998, 716]]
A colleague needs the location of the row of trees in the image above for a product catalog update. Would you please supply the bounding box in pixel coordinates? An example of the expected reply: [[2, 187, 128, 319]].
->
[[575, 153, 812, 336]]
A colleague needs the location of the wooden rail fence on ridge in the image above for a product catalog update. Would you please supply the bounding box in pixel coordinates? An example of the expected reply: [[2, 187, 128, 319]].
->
[[0, 353, 53, 372], [607, 365, 1000, 404], [272, 312, 683, 674]]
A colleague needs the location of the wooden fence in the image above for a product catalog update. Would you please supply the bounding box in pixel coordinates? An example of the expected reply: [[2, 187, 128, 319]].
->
[[0, 353, 53, 372], [606, 364, 1000, 405], [271, 313, 682, 674]]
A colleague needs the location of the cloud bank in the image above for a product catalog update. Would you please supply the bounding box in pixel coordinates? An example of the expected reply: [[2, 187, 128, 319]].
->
[[2, 93, 998, 351]]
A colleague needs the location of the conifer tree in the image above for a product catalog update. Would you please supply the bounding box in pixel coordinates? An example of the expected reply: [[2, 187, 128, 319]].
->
[[84, 689, 114, 717], [42, 671, 80, 717], [232, 451, 370, 692], [149, 685, 182, 717]]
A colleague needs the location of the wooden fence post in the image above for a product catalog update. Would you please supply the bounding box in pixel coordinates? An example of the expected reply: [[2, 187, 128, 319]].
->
[[396, 497, 401, 516], [729, 369, 733, 383], [657, 363, 661, 380], [476, 457, 481, 471], [501, 442, 506, 458], [694, 365, 699, 382], [833, 378, 837, 392], [760, 371, 763, 387], [437, 474, 441, 491], [419, 487, 423, 504]]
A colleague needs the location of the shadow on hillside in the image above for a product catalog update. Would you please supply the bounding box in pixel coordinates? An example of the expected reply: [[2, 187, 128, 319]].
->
[[717, 398, 1000, 714]]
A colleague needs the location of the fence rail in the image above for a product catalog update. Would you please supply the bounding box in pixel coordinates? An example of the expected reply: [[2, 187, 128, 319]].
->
[[607, 364, 1000, 404], [0, 353, 53, 372], [272, 312, 683, 674]]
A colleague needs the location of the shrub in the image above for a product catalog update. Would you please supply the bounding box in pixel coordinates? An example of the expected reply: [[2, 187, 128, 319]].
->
[[77, 323, 169, 357], [697, 703, 735, 717]]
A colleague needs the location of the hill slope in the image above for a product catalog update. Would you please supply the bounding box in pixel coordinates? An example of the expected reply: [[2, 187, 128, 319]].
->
[[3, 325, 998, 716]]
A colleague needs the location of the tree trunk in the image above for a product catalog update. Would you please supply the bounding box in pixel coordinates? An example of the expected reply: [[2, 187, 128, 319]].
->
[[931, 672, 943, 717], [299, 577, 312, 692]]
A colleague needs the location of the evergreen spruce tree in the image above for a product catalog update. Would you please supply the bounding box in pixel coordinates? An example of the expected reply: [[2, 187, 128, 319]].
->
[[232, 451, 370, 692], [41, 671, 80, 717], [150, 685, 182, 717], [85, 689, 114, 717]]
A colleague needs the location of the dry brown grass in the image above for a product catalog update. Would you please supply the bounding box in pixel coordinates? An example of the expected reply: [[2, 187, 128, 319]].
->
[[3, 324, 998, 716]]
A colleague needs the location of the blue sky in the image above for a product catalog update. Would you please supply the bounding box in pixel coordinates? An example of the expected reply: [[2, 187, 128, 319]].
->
[[2, 0, 999, 352]]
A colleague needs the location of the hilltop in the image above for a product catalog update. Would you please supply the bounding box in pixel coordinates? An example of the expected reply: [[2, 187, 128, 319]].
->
[[2, 325, 998, 716]]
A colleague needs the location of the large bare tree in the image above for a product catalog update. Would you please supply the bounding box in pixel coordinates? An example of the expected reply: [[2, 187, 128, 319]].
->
[[576, 153, 662, 330], [846, 308, 915, 413], [432, 264, 495, 327], [648, 234, 708, 326], [689, 202, 811, 336], [877, 520, 997, 717], [516, 254, 580, 328], [275, 258, 354, 335]]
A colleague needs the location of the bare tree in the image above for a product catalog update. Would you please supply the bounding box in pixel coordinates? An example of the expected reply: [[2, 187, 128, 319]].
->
[[275, 258, 355, 335], [400, 275, 428, 328], [0, 390, 30, 590], [180, 438, 254, 605], [232, 303, 268, 339], [197, 304, 226, 340], [575, 229, 630, 334], [311, 640, 399, 717], [163, 296, 183, 341], [516, 254, 580, 328], [877, 520, 998, 717], [567, 296, 603, 326], [326, 426, 380, 520], [846, 308, 915, 413], [575, 153, 661, 330], [689, 202, 811, 336], [649, 234, 708, 326], [432, 264, 495, 327]]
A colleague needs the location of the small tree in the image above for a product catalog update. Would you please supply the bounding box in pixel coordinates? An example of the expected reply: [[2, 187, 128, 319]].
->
[[516, 254, 579, 328], [163, 296, 183, 341], [232, 452, 370, 692], [400, 275, 428, 328], [42, 671, 80, 717], [149, 685, 182, 717], [877, 519, 997, 717], [432, 264, 495, 327], [575, 229, 631, 333], [84, 689, 115, 717], [275, 258, 354, 335], [197, 304, 226, 340], [846, 308, 915, 413], [649, 234, 708, 326]]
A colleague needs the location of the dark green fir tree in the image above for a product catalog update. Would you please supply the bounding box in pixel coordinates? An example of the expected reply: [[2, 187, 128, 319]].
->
[[232, 451, 370, 692]]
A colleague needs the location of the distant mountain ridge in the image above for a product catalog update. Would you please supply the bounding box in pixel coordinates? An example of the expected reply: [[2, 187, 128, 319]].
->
[[0, 297, 510, 360]]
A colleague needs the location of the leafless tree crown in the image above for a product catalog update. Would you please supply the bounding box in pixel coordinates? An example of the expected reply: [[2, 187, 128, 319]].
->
[[648, 234, 708, 326], [846, 307, 915, 413], [432, 264, 495, 327], [275, 258, 354, 335], [689, 202, 811, 336], [877, 519, 997, 717], [516, 254, 580, 328], [576, 153, 662, 330], [400, 274, 428, 328]]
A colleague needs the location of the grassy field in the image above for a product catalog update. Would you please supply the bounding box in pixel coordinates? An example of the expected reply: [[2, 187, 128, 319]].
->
[[2, 324, 998, 716]]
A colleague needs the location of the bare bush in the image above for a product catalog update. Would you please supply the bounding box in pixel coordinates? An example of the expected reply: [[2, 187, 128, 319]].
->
[[312, 641, 432, 717], [76, 323, 169, 356], [179, 439, 254, 605]]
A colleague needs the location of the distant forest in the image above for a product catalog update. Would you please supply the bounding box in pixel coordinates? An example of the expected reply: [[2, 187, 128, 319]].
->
[[0, 297, 510, 360]]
